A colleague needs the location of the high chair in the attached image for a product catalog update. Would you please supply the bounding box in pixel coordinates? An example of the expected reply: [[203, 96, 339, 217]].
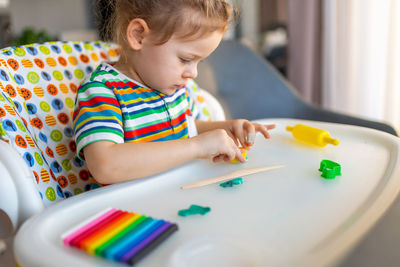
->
[[0, 41, 224, 236]]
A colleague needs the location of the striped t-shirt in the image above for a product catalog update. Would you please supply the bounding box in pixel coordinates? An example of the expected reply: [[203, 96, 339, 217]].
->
[[73, 63, 207, 159]]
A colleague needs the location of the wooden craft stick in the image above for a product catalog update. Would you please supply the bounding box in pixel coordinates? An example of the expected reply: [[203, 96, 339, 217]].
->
[[181, 164, 284, 190]]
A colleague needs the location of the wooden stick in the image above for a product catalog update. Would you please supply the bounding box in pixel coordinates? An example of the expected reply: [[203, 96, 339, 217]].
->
[[180, 164, 284, 190]]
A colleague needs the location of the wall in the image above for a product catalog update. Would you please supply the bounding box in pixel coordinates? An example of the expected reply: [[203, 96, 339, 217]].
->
[[235, 0, 260, 48], [9, 0, 91, 38]]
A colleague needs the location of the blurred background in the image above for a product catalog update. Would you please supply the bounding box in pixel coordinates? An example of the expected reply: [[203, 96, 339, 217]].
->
[[0, 0, 399, 132]]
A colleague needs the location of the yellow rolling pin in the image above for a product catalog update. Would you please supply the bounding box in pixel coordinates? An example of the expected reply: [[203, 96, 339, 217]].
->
[[286, 124, 339, 147]]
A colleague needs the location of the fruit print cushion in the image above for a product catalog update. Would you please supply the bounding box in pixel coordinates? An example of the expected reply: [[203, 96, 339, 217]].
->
[[0, 41, 120, 206], [0, 91, 63, 205]]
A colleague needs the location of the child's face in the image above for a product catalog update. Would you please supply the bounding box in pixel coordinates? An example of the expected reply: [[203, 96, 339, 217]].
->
[[135, 31, 223, 95]]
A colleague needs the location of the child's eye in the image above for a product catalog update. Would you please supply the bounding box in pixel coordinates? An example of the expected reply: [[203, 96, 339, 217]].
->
[[179, 58, 191, 63]]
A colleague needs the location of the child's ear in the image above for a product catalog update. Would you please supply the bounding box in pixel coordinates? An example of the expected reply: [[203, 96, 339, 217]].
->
[[126, 18, 150, 50]]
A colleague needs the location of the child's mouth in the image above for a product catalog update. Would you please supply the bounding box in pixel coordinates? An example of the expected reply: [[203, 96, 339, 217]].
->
[[173, 83, 187, 89]]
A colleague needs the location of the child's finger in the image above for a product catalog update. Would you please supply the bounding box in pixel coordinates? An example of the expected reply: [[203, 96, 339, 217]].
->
[[221, 138, 245, 162], [232, 122, 250, 148], [233, 143, 246, 162], [243, 122, 256, 146], [264, 124, 276, 130], [254, 123, 274, 139], [222, 140, 238, 162], [226, 131, 239, 147], [212, 154, 225, 163]]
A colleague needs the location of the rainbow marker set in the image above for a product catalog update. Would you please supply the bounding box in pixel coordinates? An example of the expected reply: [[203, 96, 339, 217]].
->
[[61, 208, 178, 265]]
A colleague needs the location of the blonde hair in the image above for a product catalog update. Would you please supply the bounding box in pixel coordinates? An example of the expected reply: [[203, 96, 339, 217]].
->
[[106, 0, 237, 47]]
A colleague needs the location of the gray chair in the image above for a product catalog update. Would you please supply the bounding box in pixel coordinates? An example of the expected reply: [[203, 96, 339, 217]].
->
[[197, 40, 397, 136]]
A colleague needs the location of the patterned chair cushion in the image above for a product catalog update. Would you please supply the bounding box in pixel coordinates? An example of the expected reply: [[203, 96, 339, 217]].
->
[[0, 41, 120, 206], [0, 92, 63, 205]]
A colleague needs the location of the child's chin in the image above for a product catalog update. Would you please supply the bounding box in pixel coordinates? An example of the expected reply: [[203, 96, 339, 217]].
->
[[163, 88, 177, 96]]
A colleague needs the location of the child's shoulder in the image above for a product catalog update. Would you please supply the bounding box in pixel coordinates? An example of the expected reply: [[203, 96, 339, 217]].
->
[[77, 62, 119, 94], [86, 62, 119, 83]]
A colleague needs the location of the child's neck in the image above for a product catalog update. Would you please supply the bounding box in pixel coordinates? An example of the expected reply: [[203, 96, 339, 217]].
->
[[113, 56, 144, 86]]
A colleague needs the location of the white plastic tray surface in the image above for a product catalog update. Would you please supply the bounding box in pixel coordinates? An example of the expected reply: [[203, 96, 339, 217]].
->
[[14, 119, 400, 267]]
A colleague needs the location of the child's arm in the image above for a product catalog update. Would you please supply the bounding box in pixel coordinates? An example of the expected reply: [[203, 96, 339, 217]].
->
[[83, 129, 245, 184], [196, 119, 276, 150]]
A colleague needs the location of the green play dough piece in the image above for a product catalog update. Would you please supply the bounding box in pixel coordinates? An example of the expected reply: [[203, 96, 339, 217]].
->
[[220, 177, 243, 187], [178, 204, 211, 217], [319, 159, 341, 179]]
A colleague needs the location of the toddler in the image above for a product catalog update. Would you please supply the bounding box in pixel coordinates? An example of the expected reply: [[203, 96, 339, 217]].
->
[[73, 0, 275, 184]]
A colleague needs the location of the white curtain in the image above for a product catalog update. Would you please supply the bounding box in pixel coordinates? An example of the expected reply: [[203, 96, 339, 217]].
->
[[322, 0, 400, 131]]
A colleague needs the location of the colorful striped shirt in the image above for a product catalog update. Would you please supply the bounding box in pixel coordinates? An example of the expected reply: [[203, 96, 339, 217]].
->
[[73, 63, 206, 160]]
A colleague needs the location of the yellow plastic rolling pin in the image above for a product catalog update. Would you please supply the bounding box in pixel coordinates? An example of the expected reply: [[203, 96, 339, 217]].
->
[[286, 124, 339, 147]]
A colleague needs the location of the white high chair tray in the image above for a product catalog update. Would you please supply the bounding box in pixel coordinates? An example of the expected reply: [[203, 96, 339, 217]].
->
[[14, 119, 400, 267]]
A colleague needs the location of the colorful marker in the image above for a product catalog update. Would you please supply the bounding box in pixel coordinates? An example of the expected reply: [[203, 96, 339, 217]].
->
[[62, 208, 178, 265]]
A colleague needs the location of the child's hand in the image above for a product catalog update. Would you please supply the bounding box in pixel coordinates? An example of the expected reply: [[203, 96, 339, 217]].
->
[[225, 119, 276, 150], [192, 129, 246, 163]]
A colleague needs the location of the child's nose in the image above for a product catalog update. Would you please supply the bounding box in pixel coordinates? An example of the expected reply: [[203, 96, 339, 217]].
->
[[183, 65, 198, 79]]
